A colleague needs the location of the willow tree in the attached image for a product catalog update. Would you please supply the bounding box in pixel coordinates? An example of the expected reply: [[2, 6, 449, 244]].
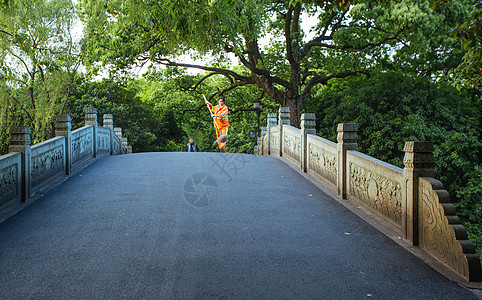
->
[[0, 0, 81, 142], [78, 0, 471, 126]]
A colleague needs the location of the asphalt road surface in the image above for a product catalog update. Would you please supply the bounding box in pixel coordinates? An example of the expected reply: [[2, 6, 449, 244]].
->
[[0, 152, 479, 299]]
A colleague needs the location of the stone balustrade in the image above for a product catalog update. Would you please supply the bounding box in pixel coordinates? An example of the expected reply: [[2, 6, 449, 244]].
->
[[0, 108, 129, 222], [255, 108, 481, 282]]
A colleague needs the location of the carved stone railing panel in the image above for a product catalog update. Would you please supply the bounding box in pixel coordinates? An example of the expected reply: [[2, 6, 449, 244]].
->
[[97, 126, 111, 156], [270, 126, 280, 156], [419, 177, 481, 281], [72, 126, 94, 167], [282, 126, 301, 164], [307, 135, 337, 187], [30, 137, 65, 192], [0, 153, 21, 206], [346, 151, 403, 230], [112, 133, 122, 155]]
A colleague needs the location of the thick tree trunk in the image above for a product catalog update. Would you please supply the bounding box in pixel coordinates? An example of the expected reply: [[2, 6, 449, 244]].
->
[[29, 86, 35, 110], [284, 90, 300, 127]]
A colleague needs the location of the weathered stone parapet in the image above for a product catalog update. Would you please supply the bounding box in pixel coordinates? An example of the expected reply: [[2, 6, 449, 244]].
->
[[301, 113, 316, 172], [278, 107, 290, 157], [402, 141, 434, 245], [103, 114, 114, 130], [337, 123, 358, 199], [419, 177, 481, 281], [127, 145, 132, 154], [9, 125, 31, 202], [55, 115, 72, 175], [122, 137, 128, 151]]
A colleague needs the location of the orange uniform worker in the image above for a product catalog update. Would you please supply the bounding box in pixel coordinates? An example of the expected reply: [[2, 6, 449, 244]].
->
[[205, 96, 229, 152]]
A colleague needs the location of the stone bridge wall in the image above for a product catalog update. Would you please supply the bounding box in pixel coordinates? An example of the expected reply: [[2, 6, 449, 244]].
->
[[0, 108, 128, 222], [256, 108, 481, 282]]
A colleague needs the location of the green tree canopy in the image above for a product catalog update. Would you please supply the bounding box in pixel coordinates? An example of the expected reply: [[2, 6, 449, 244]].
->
[[0, 0, 81, 142], [78, 0, 474, 125]]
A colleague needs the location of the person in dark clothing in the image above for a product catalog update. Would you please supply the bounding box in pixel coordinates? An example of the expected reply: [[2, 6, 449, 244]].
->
[[187, 137, 200, 152]]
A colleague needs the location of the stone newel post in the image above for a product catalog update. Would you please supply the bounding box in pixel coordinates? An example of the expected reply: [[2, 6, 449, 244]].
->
[[261, 126, 267, 137], [103, 114, 114, 130], [301, 113, 316, 172], [55, 115, 72, 175], [261, 126, 268, 155], [257, 136, 262, 154], [402, 141, 434, 245], [267, 113, 277, 155], [85, 107, 98, 157], [9, 125, 31, 202], [85, 107, 97, 126], [278, 107, 290, 157], [103, 114, 114, 155], [337, 123, 358, 199]]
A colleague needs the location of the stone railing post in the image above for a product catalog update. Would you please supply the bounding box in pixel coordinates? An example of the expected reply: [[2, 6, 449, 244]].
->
[[261, 126, 267, 155], [301, 113, 316, 172], [127, 145, 132, 154], [103, 114, 114, 130], [85, 107, 98, 158], [257, 136, 262, 155], [55, 115, 72, 175], [9, 125, 31, 202], [278, 107, 290, 157], [103, 114, 114, 155], [402, 141, 434, 245], [337, 123, 358, 199], [267, 113, 277, 155]]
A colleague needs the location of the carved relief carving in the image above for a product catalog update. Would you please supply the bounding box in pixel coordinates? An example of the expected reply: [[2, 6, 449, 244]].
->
[[349, 162, 402, 226], [31, 146, 64, 188], [308, 143, 337, 185], [283, 131, 301, 162], [72, 132, 93, 163], [271, 133, 279, 151], [419, 178, 479, 280], [113, 138, 121, 155], [0, 164, 19, 205]]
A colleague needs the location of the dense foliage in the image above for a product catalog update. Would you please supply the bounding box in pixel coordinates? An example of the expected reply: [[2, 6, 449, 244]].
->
[[78, 0, 476, 126], [305, 71, 481, 256], [65, 76, 186, 152], [0, 0, 80, 145]]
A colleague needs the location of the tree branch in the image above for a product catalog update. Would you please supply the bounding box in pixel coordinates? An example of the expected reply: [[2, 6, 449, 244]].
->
[[0, 29, 12, 37], [155, 57, 248, 81], [303, 70, 370, 93]]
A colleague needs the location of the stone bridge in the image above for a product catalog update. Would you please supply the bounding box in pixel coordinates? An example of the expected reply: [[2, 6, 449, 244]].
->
[[0, 108, 481, 299]]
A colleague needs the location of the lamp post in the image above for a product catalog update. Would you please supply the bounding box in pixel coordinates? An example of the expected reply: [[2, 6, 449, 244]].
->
[[253, 100, 263, 137]]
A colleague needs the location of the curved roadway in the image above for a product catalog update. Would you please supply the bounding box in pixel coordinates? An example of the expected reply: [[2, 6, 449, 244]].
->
[[0, 152, 479, 299]]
